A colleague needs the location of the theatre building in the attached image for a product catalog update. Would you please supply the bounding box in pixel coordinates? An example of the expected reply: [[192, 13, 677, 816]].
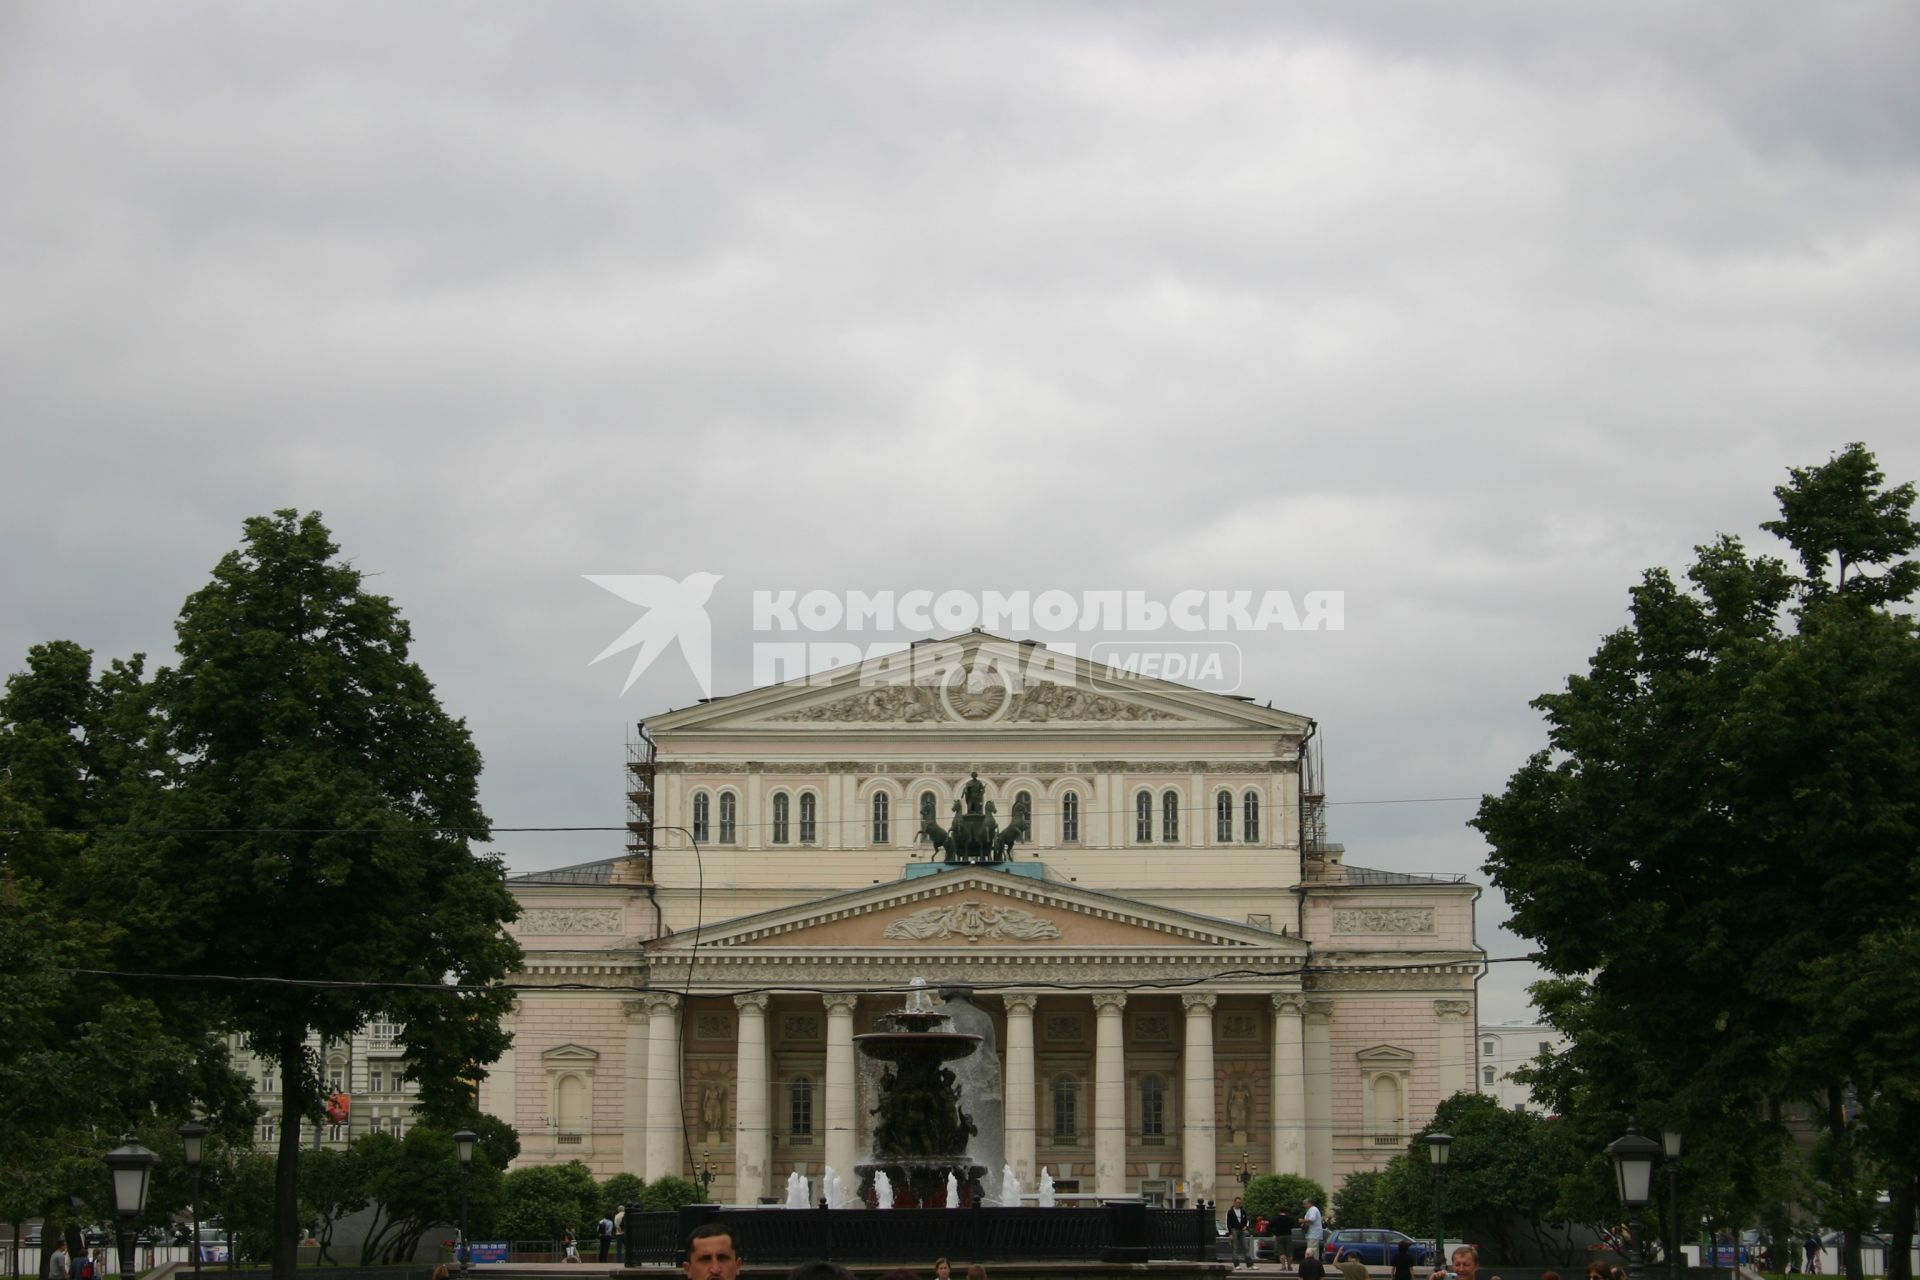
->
[[483, 633, 1483, 1205]]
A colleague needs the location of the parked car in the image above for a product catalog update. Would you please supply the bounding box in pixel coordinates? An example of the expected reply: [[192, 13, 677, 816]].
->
[[1322, 1229, 1436, 1266]]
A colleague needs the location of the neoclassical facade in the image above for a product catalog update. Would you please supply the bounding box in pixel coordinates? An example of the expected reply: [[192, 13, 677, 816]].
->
[[483, 634, 1483, 1205]]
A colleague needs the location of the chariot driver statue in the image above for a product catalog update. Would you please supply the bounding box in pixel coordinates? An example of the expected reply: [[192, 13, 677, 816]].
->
[[962, 770, 986, 815]]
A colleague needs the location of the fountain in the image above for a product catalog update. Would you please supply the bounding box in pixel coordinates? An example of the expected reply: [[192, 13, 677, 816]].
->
[[997, 1164, 1023, 1207], [854, 979, 989, 1206], [785, 1171, 811, 1208], [1038, 1168, 1056, 1208], [873, 1170, 896, 1209]]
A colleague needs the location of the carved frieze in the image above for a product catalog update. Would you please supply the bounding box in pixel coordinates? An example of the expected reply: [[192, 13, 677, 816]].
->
[[1332, 908, 1435, 935], [1133, 1014, 1173, 1043], [694, 1013, 735, 1040], [1044, 1014, 1085, 1042], [781, 1015, 820, 1040], [1006, 685, 1184, 722], [1220, 1013, 1260, 1042], [768, 687, 946, 723], [882, 900, 1064, 942], [520, 908, 624, 935]]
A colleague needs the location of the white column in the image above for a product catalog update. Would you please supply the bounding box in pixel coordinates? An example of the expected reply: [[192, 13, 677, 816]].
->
[[644, 994, 683, 1180], [823, 994, 860, 1183], [1003, 993, 1039, 1184], [1434, 999, 1472, 1098], [623, 1000, 649, 1176], [1093, 993, 1128, 1197], [1182, 993, 1218, 1203], [1270, 993, 1306, 1176], [1304, 999, 1333, 1192], [733, 994, 771, 1204]]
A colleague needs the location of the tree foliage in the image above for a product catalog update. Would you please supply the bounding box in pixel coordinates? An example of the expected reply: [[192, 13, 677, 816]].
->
[[499, 1162, 602, 1242], [1245, 1173, 1327, 1226], [1476, 444, 1920, 1280], [639, 1176, 702, 1212]]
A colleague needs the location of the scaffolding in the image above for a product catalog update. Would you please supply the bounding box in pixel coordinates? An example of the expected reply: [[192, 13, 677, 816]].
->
[[1300, 733, 1327, 867], [625, 724, 657, 883]]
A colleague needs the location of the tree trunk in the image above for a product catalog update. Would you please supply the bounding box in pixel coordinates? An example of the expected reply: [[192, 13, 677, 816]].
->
[[274, 1038, 306, 1280], [1887, 1175, 1915, 1280], [1825, 1088, 1864, 1280]]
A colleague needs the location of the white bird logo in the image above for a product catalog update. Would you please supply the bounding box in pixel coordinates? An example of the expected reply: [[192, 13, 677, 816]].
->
[[584, 572, 723, 697]]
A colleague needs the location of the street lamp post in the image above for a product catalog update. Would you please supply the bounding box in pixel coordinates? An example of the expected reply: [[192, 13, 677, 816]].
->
[[696, 1152, 718, 1201], [1607, 1123, 1662, 1280], [1236, 1154, 1255, 1191], [1662, 1132, 1683, 1280], [178, 1122, 208, 1280], [453, 1130, 477, 1277], [105, 1136, 158, 1278], [1426, 1133, 1453, 1269]]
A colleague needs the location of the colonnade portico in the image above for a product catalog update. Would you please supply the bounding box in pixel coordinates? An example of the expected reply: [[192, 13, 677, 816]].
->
[[677, 983, 1314, 1205]]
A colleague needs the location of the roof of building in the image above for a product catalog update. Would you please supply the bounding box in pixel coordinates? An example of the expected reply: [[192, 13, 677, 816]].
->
[[1306, 862, 1470, 887], [507, 857, 621, 886]]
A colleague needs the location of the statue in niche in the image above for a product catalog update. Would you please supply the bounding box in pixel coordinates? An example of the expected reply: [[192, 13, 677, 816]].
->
[[1226, 1080, 1253, 1143], [702, 1080, 728, 1140]]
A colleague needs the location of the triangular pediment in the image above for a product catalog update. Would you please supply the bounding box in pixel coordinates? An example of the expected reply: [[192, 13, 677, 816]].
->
[[648, 870, 1307, 954], [646, 633, 1311, 733]]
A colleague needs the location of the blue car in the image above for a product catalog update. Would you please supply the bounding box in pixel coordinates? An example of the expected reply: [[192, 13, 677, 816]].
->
[[1322, 1229, 1435, 1267]]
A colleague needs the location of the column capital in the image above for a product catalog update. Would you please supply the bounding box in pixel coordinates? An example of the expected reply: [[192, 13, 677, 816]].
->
[[1092, 992, 1128, 1014], [1002, 991, 1041, 1014], [823, 993, 860, 1013], [1433, 998, 1473, 1020], [622, 999, 652, 1022], [1181, 992, 1219, 1012], [1271, 992, 1308, 1017], [1304, 997, 1335, 1022], [644, 992, 682, 1016], [733, 993, 771, 1012]]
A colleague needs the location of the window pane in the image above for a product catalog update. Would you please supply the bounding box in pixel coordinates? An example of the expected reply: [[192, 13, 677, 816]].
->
[[1216, 791, 1233, 842], [719, 792, 737, 843], [1136, 792, 1152, 843], [1243, 791, 1260, 842], [872, 792, 890, 843], [1162, 790, 1180, 842], [772, 792, 789, 844], [693, 793, 710, 843], [1062, 792, 1079, 843], [791, 1077, 813, 1135], [1142, 1076, 1164, 1137], [799, 792, 817, 843], [1053, 1077, 1078, 1138]]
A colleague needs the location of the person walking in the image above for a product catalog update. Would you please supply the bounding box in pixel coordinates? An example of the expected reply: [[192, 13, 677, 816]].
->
[[1303, 1200, 1325, 1262], [1393, 1239, 1414, 1280], [1273, 1207, 1297, 1272], [1227, 1198, 1252, 1268], [49, 1240, 70, 1280], [598, 1213, 614, 1264]]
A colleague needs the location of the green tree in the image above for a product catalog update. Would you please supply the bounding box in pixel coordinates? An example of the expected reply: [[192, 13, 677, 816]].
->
[[601, 1173, 646, 1213], [1245, 1173, 1327, 1229], [500, 1162, 602, 1243], [106, 510, 523, 1280], [1335, 1169, 1384, 1229], [1476, 445, 1920, 1280], [355, 1126, 503, 1264], [639, 1176, 702, 1213], [300, 1147, 369, 1265]]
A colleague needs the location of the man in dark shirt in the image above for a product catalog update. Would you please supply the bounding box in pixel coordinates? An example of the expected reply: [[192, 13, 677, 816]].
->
[[1299, 1249, 1327, 1280]]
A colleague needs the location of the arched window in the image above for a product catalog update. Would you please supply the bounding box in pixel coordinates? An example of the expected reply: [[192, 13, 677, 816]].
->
[[771, 792, 790, 844], [790, 1076, 814, 1136], [1482, 1066, 1496, 1086], [718, 792, 738, 844], [799, 792, 817, 844], [1013, 790, 1033, 836], [1141, 1075, 1165, 1137], [692, 792, 710, 843], [1216, 790, 1234, 842], [1242, 791, 1260, 843], [872, 792, 891, 843], [1052, 1075, 1078, 1139], [1061, 792, 1080, 843], [1135, 791, 1153, 843], [1162, 790, 1180, 843]]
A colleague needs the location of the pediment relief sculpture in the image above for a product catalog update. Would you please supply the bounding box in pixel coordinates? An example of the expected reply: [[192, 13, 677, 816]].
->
[[765, 680, 1185, 724], [882, 899, 1064, 942]]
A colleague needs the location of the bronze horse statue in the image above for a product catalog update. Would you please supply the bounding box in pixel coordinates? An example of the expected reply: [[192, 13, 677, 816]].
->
[[993, 813, 1027, 860], [918, 815, 955, 861]]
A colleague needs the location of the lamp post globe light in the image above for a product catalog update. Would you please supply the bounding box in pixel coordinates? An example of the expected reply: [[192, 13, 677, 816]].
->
[[1607, 1123, 1662, 1280], [1426, 1133, 1453, 1267], [1661, 1132, 1683, 1280], [1237, 1153, 1255, 1190], [105, 1135, 159, 1277], [453, 1129, 477, 1275], [178, 1122, 209, 1280]]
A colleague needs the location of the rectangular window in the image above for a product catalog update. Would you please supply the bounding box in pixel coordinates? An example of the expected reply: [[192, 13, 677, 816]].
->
[[1061, 794, 1079, 843], [1539, 1041, 1552, 1057], [370, 1070, 384, 1094]]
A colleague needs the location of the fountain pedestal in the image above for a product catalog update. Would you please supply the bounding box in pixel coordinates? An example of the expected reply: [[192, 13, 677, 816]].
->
[[853, 981, 989, 1207]]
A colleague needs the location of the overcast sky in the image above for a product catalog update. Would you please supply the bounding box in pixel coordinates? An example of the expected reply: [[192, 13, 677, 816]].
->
[[4, 2, 1917, 1024]]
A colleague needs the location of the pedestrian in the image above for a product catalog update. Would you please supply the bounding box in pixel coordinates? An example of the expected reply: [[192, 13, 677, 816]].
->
[[614, 1208, 627, 1266], [563, 1226, 580, 1263], [684, 1225, 740, 1280], [1393, 1238, 1414, 1280], [1449, 1246, 1479, 1280], [1273, 1206, 1296, 1271], [965, 1267, 987, 1280], [1298, 1245, 1326, 1280], [1228, 1197, 1252, 1268], [49, 1241, 70, 1280], [598, 1212, 615, 1263], [1337, 1249, 1368, 1280], [933, 1258, 951, 1280], [1804, 1235, 1820, 1275], [1303, 1200, 1325, 1262]]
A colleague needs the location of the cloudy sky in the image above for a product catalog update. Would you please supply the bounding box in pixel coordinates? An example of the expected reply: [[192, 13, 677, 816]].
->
[[5, 2, 1917, 1023]]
